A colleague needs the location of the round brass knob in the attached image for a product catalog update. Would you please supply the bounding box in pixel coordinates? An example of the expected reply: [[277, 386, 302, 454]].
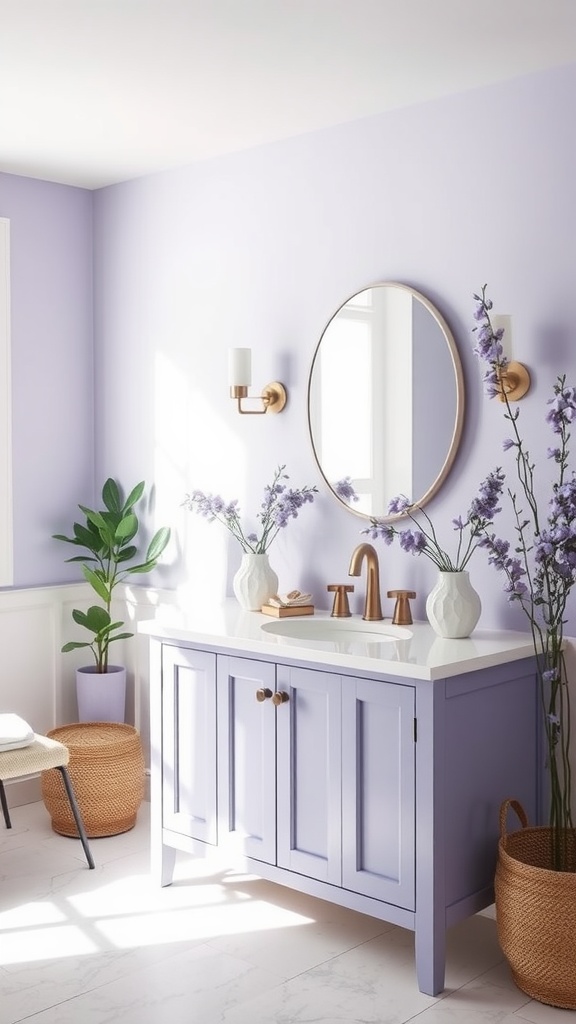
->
[[256, 688, 273, 702], [272, 690, 289, 706]]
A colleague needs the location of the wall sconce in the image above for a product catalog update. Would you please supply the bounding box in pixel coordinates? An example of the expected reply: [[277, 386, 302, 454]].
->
[[228, 348, 287, 415], [497, 361, 531, 402]]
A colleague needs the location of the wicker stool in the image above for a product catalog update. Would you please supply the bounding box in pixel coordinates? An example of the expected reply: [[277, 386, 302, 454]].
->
[[42, 723, 145, 838]]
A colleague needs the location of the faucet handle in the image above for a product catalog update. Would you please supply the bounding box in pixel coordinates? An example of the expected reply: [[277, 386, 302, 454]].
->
[[387, 590, 416, 626], [327, 584, 354, 618]]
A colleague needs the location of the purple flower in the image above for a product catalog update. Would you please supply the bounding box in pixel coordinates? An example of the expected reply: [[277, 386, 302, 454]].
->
[[183, 465, 317, 553], [388, 494, 412, 515], [333, 477, 360, 503], [362, 521, 395, 544], [545, 383, 576, 434], [399, 529, 427, 555]]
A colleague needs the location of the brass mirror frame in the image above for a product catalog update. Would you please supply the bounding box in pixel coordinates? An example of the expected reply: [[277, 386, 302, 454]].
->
[[307, 282, 466, 522]]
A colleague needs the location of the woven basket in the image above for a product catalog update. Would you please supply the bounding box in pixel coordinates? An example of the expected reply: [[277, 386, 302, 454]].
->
[[42, 722, 145, 838], [495, 798, 576, 1009]]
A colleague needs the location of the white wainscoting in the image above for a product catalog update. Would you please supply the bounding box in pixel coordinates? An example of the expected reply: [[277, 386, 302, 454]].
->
[[0, 582, 179, 808]]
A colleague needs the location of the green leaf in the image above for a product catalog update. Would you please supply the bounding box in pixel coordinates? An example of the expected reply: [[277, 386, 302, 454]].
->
[[94, 618, 124, 635], [82, 566, 110, 603], [62, 641, 91, 653], [54, 520, 103, 554], [84, 605, 112, 631], [81, 507, 109, 533], [99, 509, 122, 534], [115, 512, 138, 543], [71, 608, 90, 627], [146, 527, 171, 562], [116, 545, 138, 563], [102, 478, 122, 514], [124, 481, 145, 512], [123, 561, 155, 575]]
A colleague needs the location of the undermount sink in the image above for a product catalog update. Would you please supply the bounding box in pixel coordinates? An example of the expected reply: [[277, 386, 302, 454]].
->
[[260, 616, 412, 645]]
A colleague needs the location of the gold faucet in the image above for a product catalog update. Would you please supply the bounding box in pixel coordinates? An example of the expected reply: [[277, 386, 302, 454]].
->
[[348, 543, 384, 621]]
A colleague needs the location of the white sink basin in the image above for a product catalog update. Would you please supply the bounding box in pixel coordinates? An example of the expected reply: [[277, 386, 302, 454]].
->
[[260, 617, 412, 645]]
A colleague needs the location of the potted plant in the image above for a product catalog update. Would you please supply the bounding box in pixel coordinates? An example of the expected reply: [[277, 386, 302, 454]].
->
[[54, 478, 171, 722]]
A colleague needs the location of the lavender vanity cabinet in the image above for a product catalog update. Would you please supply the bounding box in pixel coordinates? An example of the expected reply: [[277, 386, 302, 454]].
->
[[150, 638, 540, 997]]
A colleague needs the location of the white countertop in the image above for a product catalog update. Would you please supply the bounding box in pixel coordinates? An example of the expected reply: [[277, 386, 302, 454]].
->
[[137, 600, 536, 680]]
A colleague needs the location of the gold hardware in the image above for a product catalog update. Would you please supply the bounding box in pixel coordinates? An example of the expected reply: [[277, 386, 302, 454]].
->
[[327, 584, 354, 617], [497, 361, 531, 402], [387, 589, 416, 625], [348, 543, 383, 621], [256, 688, 273, 702], [272, 690, 289, 705], [230, 382, 287, 415]]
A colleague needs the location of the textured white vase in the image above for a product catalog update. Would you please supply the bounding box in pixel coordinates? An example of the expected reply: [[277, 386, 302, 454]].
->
[[426, 570, 481, 639], [233, 553, 279, 611]]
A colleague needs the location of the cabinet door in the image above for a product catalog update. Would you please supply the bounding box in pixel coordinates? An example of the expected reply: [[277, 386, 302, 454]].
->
[[217, 655, 277, 863], [162, 646, 217, 844], [276, 665, 342, 884], [342, 677, 415, 910]]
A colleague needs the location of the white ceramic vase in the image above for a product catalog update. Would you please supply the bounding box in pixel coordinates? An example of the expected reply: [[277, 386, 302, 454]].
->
[[233, 552, 279, 611], [425, 570, 481, 639], [76, 665, 127, 723]]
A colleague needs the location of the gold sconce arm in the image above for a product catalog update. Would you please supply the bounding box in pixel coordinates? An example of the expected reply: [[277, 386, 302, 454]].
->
[[230, 382, 287, 415], [497, 361, 531, 402]]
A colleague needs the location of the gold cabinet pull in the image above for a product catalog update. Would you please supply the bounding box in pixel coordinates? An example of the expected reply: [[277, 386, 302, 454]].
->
[[272, 690, 289, 706], [256, 687, 273, 702]]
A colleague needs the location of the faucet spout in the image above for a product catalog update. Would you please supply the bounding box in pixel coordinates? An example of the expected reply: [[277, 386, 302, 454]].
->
[[348, 543, 384, 621]]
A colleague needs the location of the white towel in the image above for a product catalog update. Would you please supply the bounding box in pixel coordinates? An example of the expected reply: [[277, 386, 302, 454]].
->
[[0, 713, 35, 752], [269, 590, 313, 608]]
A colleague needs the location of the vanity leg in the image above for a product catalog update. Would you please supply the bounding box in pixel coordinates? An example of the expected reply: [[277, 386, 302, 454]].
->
[[152, 841, 177, 887], [414, 681, 447, 996], [414, 921, 446, 996]]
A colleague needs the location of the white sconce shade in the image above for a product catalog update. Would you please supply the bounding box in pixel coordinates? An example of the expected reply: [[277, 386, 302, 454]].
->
[[228, 347, 252, 387], [228, 347, 287, 415]]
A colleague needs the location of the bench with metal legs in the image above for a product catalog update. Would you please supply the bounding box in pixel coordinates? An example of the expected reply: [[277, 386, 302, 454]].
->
[[0, 733, 94, 869]]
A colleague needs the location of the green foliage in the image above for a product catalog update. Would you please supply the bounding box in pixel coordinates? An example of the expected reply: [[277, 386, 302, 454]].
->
[[54, 478, 171, 673]]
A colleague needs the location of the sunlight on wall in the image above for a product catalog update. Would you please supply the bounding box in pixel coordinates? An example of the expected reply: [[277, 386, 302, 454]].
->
[[153, 350, 251, 606]]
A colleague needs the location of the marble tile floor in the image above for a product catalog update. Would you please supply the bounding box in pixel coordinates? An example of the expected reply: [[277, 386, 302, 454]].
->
[[0, 802, 573, 1024]]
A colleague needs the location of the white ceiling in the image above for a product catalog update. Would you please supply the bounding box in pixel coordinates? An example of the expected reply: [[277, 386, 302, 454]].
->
[[2, 0, 576, 190]]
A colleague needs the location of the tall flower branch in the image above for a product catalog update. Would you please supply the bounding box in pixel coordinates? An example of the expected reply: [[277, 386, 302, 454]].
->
[[472, 285, 574, 866]]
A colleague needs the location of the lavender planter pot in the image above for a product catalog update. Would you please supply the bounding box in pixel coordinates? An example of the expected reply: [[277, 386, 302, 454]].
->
[[76, 665, 127, 723]]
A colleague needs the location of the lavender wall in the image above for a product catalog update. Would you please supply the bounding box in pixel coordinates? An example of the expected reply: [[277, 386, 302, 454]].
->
[[3, 61, 576, 635], [92, 62, 576, 631], [0, 173, 94, 587]]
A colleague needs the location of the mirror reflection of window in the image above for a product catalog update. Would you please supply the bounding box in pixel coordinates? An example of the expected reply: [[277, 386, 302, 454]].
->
[[315, 300, 373, 510]]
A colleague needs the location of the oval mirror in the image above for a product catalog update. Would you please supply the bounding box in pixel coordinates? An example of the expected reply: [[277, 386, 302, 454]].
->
[[308, 282, 465, 521]]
